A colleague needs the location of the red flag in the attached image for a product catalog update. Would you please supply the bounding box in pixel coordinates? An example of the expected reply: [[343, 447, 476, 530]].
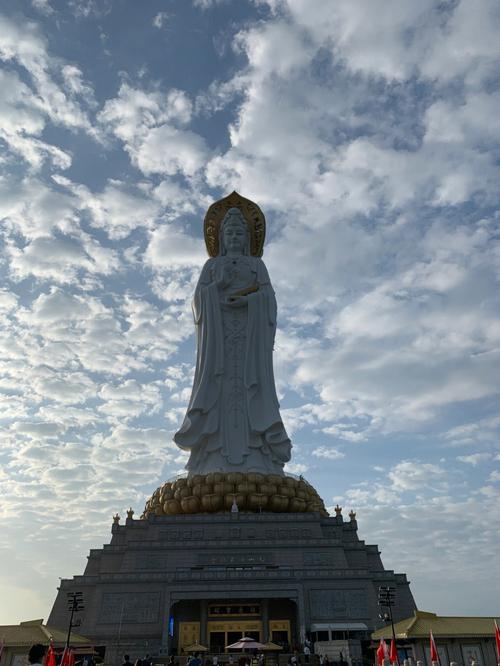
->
[[494, 620, 500, 662], [389, 639, 397, 664], [45, 643, 56, 666], [60, 648, 69, 666], [68, 650, 75, 666], [430, 631, 441, 665], [377, 639, 388, 666]]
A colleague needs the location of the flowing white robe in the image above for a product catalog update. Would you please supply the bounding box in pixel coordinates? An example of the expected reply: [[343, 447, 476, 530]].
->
[[174, 255, 291, 474]]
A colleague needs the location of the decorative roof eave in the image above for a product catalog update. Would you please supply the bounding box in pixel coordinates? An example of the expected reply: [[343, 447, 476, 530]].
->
[[372, 610, 500, 640], [0, 619, 91, 647]]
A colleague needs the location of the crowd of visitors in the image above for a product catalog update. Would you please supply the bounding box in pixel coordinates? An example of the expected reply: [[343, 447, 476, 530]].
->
[[27, 642, 349, 666]]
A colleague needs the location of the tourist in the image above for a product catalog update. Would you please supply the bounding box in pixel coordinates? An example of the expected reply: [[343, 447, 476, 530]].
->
[[143, 654, 152, 666], [212, 656, 218, 666], [28, 644, 46, 666], [134, 658, 143, 666], [122, 656, 133, 666], [190, 653, 202, 666], [304, 645, 310, 664]]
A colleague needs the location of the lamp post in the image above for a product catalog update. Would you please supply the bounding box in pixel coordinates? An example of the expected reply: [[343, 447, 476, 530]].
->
[[378, 587, 399, 666], [66, 592, 85, 649]]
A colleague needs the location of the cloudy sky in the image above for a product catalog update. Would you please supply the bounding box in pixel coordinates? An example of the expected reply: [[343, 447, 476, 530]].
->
[[1, 0, 500, 624]]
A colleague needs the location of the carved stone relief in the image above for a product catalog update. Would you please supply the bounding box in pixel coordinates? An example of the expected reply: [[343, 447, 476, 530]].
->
[[310, 589, 368, 619], [99, 591, 161, 624]]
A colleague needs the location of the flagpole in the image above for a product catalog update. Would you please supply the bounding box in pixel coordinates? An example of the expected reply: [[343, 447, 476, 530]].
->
[[377, 587, 400, 666], [66, 592, 84, 649], [387, 603, 400, 666]]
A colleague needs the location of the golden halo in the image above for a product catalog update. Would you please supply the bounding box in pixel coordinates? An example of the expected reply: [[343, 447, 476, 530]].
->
[[204, 191, 266, 257]]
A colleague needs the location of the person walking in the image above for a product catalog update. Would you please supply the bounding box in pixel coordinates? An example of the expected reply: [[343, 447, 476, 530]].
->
[[189, 653, 202, 666]]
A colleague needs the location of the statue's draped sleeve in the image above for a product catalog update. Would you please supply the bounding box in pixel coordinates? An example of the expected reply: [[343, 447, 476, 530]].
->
[[245, 259, 289, 454], [174, 258, 222, 450]]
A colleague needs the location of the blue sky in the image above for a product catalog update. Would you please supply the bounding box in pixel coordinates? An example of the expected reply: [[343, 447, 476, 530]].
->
[[1, 0, 499, 624]]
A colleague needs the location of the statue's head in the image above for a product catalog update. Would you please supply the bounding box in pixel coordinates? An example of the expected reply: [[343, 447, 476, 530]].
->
[[220, 207, 249, 255]]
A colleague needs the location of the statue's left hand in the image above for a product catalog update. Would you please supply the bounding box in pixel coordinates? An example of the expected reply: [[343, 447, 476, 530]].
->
[[226, 295, 247, 308]]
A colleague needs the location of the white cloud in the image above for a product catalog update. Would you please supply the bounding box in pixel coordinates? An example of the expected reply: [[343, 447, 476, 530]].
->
[[32, 0, 54, 14], [145, 224, 206, 271], [152, 12, 169, 28], [457, 453, 492, 467], [284, 461, 308, 475], [0, 13, 96, 169], [7, 235, 118, 284], [99, 83, 209, 177], [312, 446, 345, 460], [53, 175, 162, 240], [135, 125, 208, 176], [388, 460, 445, 493], [98, 379, 163, 420]]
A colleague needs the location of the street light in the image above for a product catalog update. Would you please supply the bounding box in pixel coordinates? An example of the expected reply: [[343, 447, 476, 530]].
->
[[377, 587, 399, 666], [66, 592, 85, 648]]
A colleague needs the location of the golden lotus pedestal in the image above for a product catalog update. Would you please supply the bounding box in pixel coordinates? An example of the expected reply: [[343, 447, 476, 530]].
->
[[142, 472, 329, 518]]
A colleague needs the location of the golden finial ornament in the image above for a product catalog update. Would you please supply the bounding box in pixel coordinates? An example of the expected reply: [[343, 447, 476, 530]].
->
[[203, 191, 266, 258], [113, 513, 120, 524], [126, 507, 134, 519]]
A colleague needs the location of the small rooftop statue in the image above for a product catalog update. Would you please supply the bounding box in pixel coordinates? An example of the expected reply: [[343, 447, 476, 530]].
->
[[335, 504, 342, 516], [112, 513, 120, 524]]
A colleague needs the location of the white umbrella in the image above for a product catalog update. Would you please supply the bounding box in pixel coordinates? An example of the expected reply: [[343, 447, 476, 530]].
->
[[184, 643, 208, 653], [226, 637, 266, 650]]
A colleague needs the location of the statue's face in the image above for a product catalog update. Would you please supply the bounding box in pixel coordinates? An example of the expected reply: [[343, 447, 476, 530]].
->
[[223, 217, 247, 254]]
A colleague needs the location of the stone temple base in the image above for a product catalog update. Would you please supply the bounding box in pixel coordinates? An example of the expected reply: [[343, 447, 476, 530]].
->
[[48, 508, 416, 665], [143, 473, 328, 517]]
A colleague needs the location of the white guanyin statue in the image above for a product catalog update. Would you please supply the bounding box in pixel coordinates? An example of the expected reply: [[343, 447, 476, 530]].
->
[[174, 192, 291, 475]]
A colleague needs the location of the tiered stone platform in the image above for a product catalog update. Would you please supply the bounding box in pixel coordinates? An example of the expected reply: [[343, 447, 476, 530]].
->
[[143, 473, 328, 517], [48, 506, 416, 665]]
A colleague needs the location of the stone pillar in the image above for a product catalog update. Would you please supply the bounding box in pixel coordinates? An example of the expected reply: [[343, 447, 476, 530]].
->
[[200, 599, 208, 646], [261, 599, 269, 642], [296, 592, 306, 644]]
